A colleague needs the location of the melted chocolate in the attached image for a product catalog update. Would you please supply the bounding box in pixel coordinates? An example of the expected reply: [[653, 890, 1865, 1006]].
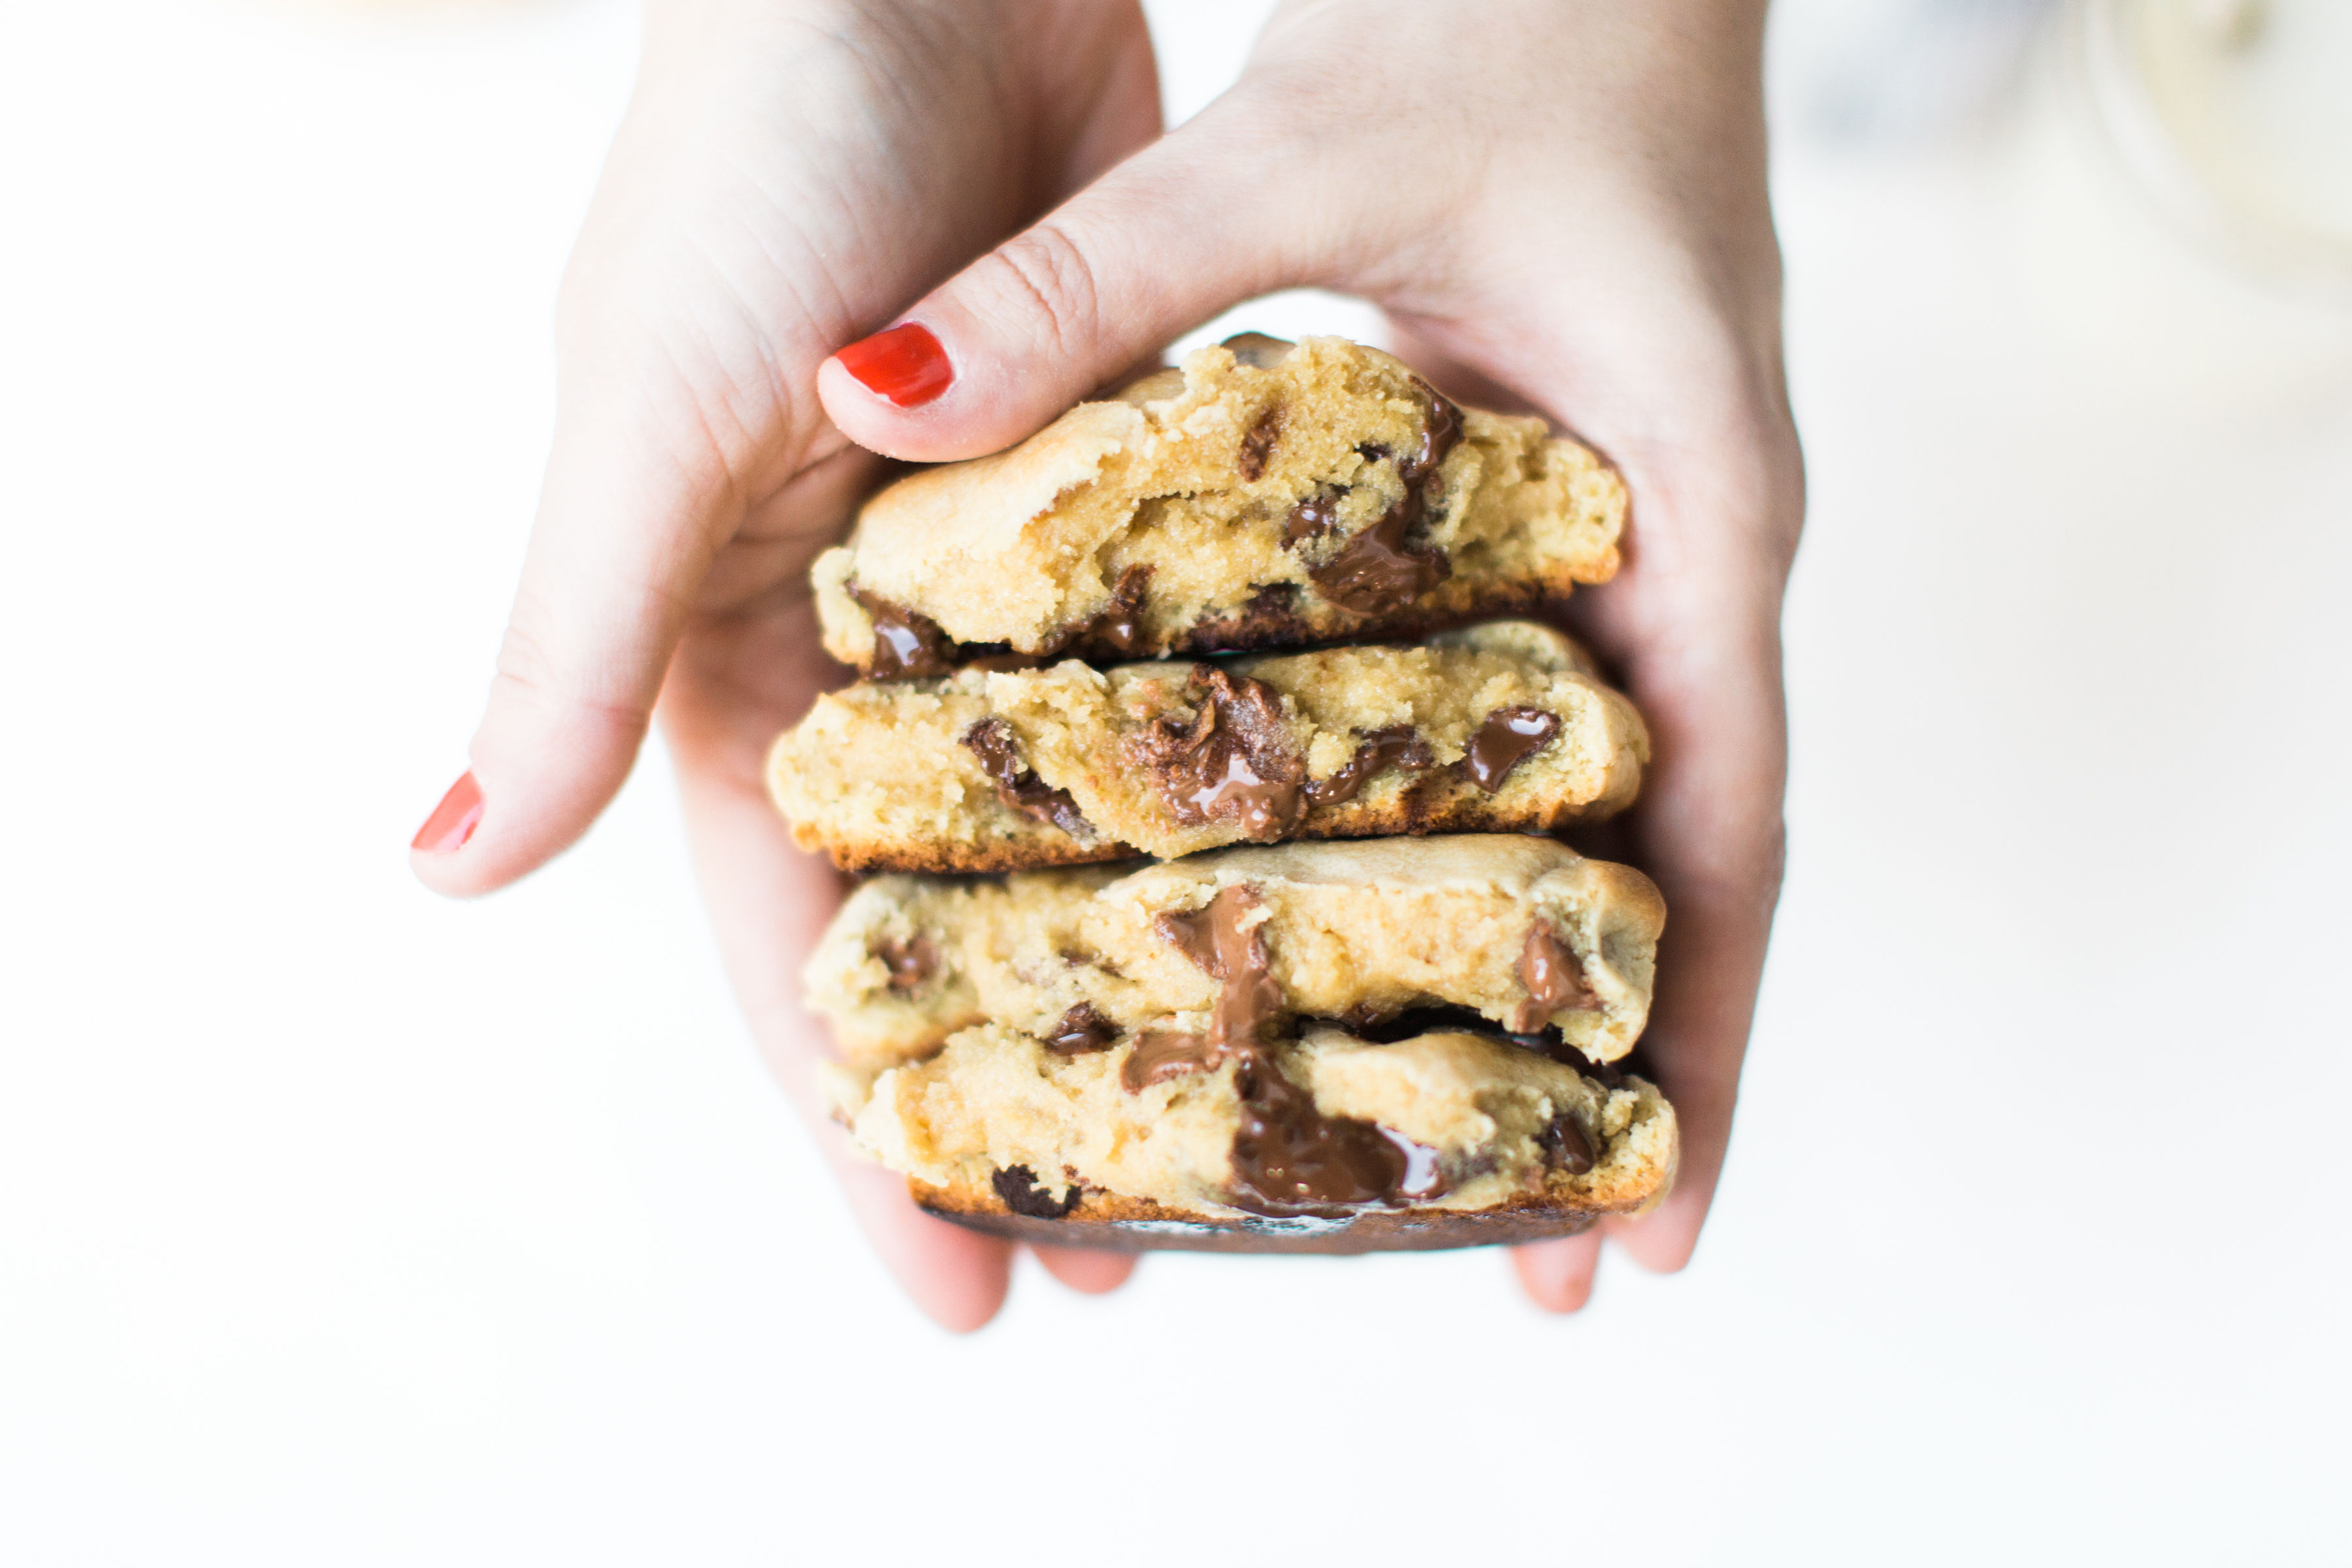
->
[[1238, 406, 1282, 482], [960, 717, 1092, 837], [991, 1164, 1081, 1219], [1303, 385, 1463, 613], [847, 585, 958, 679], [1121, 1028, 1223, 1091], [1302, 725, 1436, 808], [873, 935, 938, 992], [1462, 706, 1561, 791], [1535, 1112, 1597, 1176], [1283, 487, 1341, 547], [1065, 564, 1152, 658], [1512, 918, 1598, 1032], [1126, 667, 1305, 840], [1134, 886, 1441, 1215]]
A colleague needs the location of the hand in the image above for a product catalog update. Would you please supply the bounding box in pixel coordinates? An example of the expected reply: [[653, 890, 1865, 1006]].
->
[[814, 0, 1803, 1311], [408, 0, 1162, 1328]]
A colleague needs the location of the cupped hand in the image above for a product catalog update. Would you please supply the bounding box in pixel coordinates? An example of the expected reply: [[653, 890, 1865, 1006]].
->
[[814, 0, 1804, 1312], [408, 0, 1161, 1327]]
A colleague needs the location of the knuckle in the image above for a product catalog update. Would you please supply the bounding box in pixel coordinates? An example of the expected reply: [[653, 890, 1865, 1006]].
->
[[981, 222, 1105, 352]]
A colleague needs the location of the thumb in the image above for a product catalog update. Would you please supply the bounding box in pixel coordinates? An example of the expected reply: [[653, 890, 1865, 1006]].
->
[[815, 101, 1371, 461], [408, 362, 751, 898]]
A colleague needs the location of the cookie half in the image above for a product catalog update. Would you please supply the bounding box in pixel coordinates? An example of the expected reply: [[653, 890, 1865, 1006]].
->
[[812, 335, 1625, 674], [768, 621, 1648, 872], [804, 834, 1663, 1071], [823, 1019, 1675, 1255]]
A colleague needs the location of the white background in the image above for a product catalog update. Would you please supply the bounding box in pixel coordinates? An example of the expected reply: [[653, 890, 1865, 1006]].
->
[[2, 1, 2345, 1562]]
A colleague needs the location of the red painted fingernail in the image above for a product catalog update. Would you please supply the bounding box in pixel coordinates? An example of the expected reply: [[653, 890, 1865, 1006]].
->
[[835, 322, 953, 408], [411, 771, 483, 853]]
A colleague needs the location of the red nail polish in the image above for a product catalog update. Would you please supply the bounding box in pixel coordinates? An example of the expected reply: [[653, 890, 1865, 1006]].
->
[[835, 322, 953, 408], [412, 772, 483, 853]]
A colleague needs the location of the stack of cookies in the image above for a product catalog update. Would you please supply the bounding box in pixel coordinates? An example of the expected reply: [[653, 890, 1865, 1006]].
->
[[769, 335, 1678, 1252]]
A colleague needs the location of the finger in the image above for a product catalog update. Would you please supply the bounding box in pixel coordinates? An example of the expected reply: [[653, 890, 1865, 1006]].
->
[[658, 604, 1016, 1331], [408, 344, 769, 898], [813, 92, 1416, 461], [1028, 1244, 1139, 1296], [1512, 1230, 1604, 1314]]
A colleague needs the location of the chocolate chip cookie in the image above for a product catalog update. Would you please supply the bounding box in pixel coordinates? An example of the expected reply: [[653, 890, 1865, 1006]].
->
[[768, 621, 1647, 871], [804, 834, 1663, 1073], [811, 335, 1625, 674], [824, 1020, 1676, 1254]]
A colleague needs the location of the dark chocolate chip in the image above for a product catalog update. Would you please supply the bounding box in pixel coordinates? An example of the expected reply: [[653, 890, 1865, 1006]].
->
[[1125, 666, 1305, 841], [1228, 1047, 1426, 1217], [847, 585, 958, 679], [1060, 564, 1153, 659], [1511, 917, 1598, 1033], [1176, 583, 1307, 653], [1301, 725, 1436, 808], [1282, 487, 1342, 547], [1462, 706, 1561, 792], [1120, 1028, 1228, 1092], [873, 935, 938, 992], [1238, 406, 1282, 482], [990, 1164, 1081, 1219], [1303, 384, 1463, 613], [1535, 1111, 1597, 1176], [960, 717, 1093, 837], [1043, 1002, 1119, 1056], [1151, 885, 1287, 1052]]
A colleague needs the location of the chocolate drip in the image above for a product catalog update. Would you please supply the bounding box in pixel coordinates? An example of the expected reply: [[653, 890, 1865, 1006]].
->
[[1462, 706, 1561, 791], [1238, 406, 1282, 482], [1126, 666, 1305, 840], [848, 586, 956, 679], [1304, 385, 1463, 613], [1512, 918, 1598, 1032], [991, 1164, 1081, 1219], [960, 717, 1092, 837], [873, 935, 938, 992], [1043, 1002, 1119, 1056], [1130, 886, 1441, 1215], [1302, 725, 1436, 808], [1535, 1112, 1597, 1176]]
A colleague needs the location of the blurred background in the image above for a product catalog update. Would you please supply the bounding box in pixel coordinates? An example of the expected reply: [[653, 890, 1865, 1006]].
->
[[2, 0, 2345, 1561]]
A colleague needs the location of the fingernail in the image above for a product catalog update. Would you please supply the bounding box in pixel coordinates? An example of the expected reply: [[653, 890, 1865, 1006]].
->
[[834, 322, 953, 408], [411, 772, 483, 853]]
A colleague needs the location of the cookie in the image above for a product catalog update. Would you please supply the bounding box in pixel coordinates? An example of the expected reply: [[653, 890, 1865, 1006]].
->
[[804, 834, 1663, 1071], [823, 1021, 1676, 1254], [768, 621, 1648, 872], [811, 335, 1625, 674]]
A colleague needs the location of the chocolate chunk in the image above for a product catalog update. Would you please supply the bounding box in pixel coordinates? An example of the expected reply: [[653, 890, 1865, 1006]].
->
[[1302, 725, 1436, 808], [1535, 1111, 1597, 1176], [1229, 1047, 1430, 1217], [1238, 406, 1282, 482], [1303, 384, 1463, 613], [1125, 666, 1305, 841], [1064, 564, 1152, 658], [1462, 706, 1561, 792], [1222, 332, 1294, 369], [1282, 487, 1341, 547], [1547, 1039, 1624, 1088], [960, 717, 1092, 838], [1151, 885, 1288, 1052], [1305, 502, 1450, 612], [1511, 917, 1599, 1032], [991, 1164, 1081, 1219], [873, 935, 938, 992], [1044, 1002, 1119, 1056], [847, 585, 957, 679]]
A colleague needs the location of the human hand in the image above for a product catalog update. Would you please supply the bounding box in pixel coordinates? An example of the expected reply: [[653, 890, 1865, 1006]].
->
[[813, 0, 1803, 1311], [407, 0, 1162, 1327]]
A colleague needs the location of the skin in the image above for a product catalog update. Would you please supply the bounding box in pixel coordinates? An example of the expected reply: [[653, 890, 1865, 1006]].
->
[[412, 0, 1801, 1328]]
